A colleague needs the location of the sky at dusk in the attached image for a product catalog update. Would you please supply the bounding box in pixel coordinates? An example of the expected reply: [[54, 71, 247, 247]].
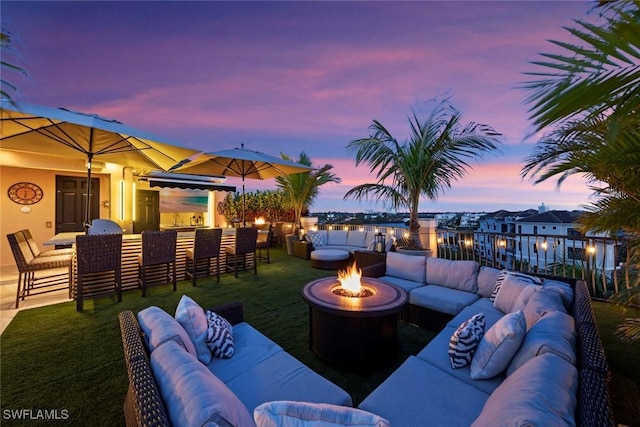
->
[[3, 1, 603, 213]]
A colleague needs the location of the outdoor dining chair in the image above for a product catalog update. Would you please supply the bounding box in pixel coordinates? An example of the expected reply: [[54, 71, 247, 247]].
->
[[75, 233, 123, 311], [225, 227, 258, 277], [185, 228, 223, 286], [6, 231, 73, 309], [138, 230, 178, 297]]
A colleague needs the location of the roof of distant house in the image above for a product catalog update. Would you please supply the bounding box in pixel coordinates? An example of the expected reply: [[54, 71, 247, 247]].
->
[[516, 210, 583, 224]]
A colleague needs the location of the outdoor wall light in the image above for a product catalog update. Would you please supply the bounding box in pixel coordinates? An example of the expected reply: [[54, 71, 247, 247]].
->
[[587, 245, 596, 255], [437, 237, 443, 244], [541, 240, 548, 251], [119, 180, 125, 221], [101, 200, 110, 208]]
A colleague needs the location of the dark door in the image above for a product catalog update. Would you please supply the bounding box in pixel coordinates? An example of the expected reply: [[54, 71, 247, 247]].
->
[[56, 176, 99, 233], [133, 189, 160, 233]]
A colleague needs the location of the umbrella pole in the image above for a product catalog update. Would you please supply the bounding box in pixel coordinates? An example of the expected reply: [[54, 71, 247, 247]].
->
[[84, 152, 93, 233], [242, 177, 246, 227]]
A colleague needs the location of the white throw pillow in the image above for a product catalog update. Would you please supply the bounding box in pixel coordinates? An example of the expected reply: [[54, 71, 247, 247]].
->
[[175, 295, 211, 364], [449, 313, 486, 369], [470, 310, 526, 379], [491, 271, 542, 302], [254, 401, 390, 427], [493, 274, 541, 313]]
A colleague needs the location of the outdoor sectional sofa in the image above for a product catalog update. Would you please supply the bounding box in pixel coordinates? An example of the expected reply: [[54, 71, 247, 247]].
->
[[119, 253, 615, 426], [359, 252, 615, 426]]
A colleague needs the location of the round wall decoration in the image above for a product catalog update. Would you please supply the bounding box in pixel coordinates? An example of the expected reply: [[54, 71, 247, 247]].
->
[[7, 182, 44, 205]]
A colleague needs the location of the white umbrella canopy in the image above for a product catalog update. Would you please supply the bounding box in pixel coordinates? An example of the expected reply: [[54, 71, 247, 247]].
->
[[1, 99, 199, 227], [171, 144, 313, 225]]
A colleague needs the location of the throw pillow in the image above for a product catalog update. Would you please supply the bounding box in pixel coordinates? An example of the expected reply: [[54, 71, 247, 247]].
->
[[254, 401, 391, 427], [449, 313, 486, 369], [490, 271, 542, 302], [205, 310, 235, 359], [175, 295, 211, 364], [470, 310, 527, 379], [307, 232, 326, 248], [493, 273, 540, 314], [137, 306, 198, 357]]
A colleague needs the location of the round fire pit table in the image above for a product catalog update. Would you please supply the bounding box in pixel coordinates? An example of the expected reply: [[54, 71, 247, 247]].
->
[[301, 277, 407, 370]]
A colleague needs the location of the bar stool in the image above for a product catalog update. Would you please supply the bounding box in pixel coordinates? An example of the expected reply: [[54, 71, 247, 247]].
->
[[255, 228, 272, 264], [6, 231, 72, 309], [185, 228, 223, 286], [75, 233, 123, 311], [138, 230, 177, 297], [225, 227, 258, 278], [21, 229, 74, 258]]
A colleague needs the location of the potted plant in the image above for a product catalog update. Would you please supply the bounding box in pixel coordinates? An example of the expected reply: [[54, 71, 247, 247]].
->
[[345, 98, 502, 251]]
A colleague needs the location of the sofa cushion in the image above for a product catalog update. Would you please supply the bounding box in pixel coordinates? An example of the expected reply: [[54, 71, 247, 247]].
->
[[471, 353, 578, 427], [425, 258, 479, 292], [346, 231, 368, 248], [449, 313, 486, 368], [327, 230, 348, 246], [385, 235, 396, 252], [207, 322, 283, 383], [150, 340, 255, 427], [448, 303, 504, 331], [224, 351, 352, 414], [174, 295, 211, 364], [543, 279, 574, 310], [385, 251, 426, 283], [490, 271, 542, 302], [205, 309, 235, 359], [507, 311, 576, 376], [493, 274, 540, 314], [477, 266, 501, 298], [470, 310, 526, 380], [417, 326, 504, 395], [364, 232, 376, 249], [522, 288, 567, 330], [411, 285, 480, 316], [137, 306, 198, 357], [359, 356, 489, 426], [379, 275, 426, 293], [254, 401, 390, 427]]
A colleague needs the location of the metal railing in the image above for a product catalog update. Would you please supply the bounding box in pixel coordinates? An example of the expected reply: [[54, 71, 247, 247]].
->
[[313, 223, 637, 298]]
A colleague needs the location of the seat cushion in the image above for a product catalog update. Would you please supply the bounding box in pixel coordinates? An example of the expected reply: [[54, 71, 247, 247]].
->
[[311, 249, 350, 261], [448, 304, 504, 331], [379, 275, 425, 293], [224, 351, 352, 414], [426, 258, 479, 292], [174, 295, 211, 364], [254, 401, 390, 427], [137, 306, 198, 357], [471, 353, 578, 427], [207, 322, 283, 383], [151, 340, 255, 427], [410, 285, 480, 316], [385, 251, 426, 283], [359, 356, 489, 427]]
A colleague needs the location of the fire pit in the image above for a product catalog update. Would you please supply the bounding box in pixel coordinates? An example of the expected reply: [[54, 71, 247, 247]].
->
[[301, 263, 407, 369]]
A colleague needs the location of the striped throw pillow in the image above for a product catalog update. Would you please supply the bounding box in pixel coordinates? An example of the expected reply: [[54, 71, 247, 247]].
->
[[205, 310, 235, 359], [448, 313, 486, 369]]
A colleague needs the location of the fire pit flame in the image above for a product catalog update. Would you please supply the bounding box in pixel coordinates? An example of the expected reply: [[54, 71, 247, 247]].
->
[[333, 262, 374, 298]]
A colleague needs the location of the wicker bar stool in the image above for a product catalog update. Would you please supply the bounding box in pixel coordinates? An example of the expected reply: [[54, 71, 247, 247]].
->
[[21, 229, 74, 258], [255, 228, 272, 264], [75, 233, 123, 311], [6, 231, 72, 309], [138, 230, 177, 297], [185, 228, 223, 286], [225, 227, 258, 278]]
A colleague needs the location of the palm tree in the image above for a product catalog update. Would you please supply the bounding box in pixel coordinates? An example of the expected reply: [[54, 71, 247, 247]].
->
[[345, 99, 502, 249], [275, 152, 341, 228], [521, 1, 640, 342], [1, 23, 27, 100]]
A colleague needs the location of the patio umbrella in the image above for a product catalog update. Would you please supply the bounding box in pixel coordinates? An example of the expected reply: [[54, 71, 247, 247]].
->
[[1, 100, 199, 228], [170, 143, 312, 225]]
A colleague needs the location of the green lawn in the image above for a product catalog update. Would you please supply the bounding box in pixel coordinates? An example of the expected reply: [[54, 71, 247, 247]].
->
[[1, 248, 638, 426]]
